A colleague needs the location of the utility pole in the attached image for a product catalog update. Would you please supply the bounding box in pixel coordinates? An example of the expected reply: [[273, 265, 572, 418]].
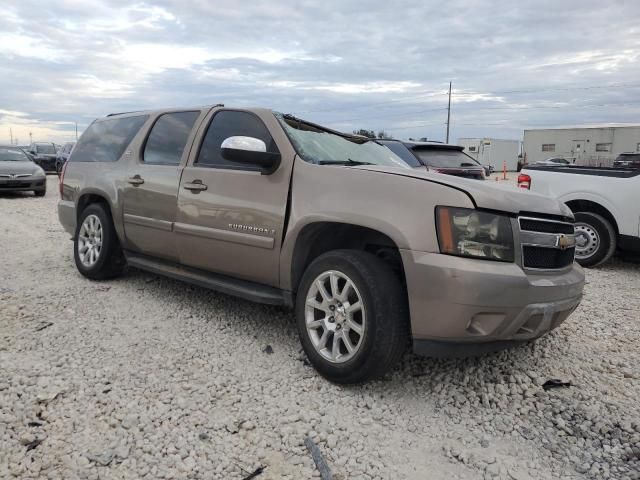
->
[[445, 81, 452, 143], [29, 131, 33, 144], [9, 128, 13, 145], [75, 122, 78, 140]]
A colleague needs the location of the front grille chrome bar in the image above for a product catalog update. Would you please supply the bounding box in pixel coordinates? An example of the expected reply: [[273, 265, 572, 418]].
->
[[518, 216, 576, 270]]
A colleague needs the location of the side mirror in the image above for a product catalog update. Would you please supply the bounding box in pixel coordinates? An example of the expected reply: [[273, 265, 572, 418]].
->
[[221, 136, 280, 174]]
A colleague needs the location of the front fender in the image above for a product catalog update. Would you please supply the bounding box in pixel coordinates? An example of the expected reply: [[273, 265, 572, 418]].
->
[[279, 161, 474, 290]]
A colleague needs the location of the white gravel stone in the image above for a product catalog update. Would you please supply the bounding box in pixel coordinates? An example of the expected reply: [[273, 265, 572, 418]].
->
[[0, 177, 639, 479]]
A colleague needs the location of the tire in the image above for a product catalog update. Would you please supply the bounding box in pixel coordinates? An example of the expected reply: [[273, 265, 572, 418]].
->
[[34, 189, 46, 197], [74, 203, 126, 280], [295, 249, 409, 384], [573, 212, 616, 267]]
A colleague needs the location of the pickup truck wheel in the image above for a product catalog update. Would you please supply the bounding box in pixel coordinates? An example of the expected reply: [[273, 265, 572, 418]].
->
[[74, 203, 125, 280], [573, 212, 616, 267], [296, 250, 409, 384]]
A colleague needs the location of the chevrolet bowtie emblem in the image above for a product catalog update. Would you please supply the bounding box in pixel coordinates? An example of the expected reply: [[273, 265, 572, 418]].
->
[[557, 234, 570, 250]]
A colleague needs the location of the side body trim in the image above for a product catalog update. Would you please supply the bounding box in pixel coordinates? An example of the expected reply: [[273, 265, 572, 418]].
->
[[123, 213, 173, 232], [173, 222, 275, 249]]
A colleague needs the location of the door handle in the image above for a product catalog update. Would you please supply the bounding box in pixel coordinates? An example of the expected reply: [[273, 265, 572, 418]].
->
[[128, 175, 144, 186], [183, 180, 208, 193]]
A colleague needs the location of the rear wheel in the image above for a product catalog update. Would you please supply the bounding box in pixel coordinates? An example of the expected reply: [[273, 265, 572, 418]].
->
[[74, 203, 126, 280], [295, 250, 409, 384], [573, 212, 616, 267]]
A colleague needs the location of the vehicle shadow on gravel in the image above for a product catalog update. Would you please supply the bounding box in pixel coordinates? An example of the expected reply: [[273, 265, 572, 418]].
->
[[117, 265, 562, 385], [0, 192, 42, 199]]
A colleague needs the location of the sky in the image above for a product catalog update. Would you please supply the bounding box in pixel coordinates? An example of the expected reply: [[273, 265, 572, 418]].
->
[[1, 0, 640, 144]]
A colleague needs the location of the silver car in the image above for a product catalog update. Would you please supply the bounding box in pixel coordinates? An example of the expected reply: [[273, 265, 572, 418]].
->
[[0, 146, 47, 196]]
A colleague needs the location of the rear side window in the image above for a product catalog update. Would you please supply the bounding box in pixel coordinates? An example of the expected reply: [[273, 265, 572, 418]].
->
[[196, 110, 278, 169], [143, 111, 200, 165], [71, 115, 148, 162], [381, 142, 421, 167], [413, 149, 481, 168]]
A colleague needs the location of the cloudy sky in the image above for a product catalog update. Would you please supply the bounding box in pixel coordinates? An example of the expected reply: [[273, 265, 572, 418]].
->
[[1, 0, 640, 144]]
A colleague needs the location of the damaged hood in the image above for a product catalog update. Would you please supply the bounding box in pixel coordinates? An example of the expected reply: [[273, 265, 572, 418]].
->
[[358, 165, 573, 218]]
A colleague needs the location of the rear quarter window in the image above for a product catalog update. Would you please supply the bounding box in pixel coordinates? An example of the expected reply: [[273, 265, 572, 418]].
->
[[71, 115, 149, 162]]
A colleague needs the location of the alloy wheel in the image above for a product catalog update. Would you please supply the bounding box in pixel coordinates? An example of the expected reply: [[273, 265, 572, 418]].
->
[[304, 270, 366, 363], [78, 214, 103, 267]]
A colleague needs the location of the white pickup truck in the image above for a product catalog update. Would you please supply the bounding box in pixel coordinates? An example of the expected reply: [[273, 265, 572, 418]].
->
[[518, 165, 640, 267]]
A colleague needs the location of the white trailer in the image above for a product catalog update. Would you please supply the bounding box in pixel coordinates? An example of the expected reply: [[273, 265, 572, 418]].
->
[[523, 126, 640, 167], [458, 138, 520, 171]]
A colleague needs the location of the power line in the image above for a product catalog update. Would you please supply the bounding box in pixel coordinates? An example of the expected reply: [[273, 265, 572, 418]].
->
[[465, 82, 640, 96], [324, 106, 447, 124], [455, 99, 640, 112], [294, 81, 640, 116], [294, 91, 445, 115], [329, 99, 640, 131]]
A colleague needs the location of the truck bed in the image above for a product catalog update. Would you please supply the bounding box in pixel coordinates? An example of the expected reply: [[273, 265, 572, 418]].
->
[[523, 165, 640, 178]]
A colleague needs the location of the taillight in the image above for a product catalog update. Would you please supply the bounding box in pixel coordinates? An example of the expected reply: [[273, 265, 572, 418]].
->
[[59, 161, 68, 198], [517, 173, 531, 190]]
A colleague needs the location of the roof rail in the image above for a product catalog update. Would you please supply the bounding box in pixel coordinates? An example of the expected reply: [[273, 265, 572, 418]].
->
[[107, 104, 225, 117], [106, 110, 144, 117]]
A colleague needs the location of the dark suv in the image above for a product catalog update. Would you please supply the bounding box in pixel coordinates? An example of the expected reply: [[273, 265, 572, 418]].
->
[[613, 152, 640, 168], [27, 142, 58, 172], [378, 140, 486, 180]]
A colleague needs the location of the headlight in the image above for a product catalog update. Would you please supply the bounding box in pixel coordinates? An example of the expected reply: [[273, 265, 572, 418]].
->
[[436, 206, 514, 262]]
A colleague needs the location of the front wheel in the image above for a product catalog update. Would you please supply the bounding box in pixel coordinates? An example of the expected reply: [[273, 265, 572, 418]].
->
[[34, 188, 46, 197], [573, 212, 616, 267], [74, 203, 126, 280], [295, 250, 409, 384]]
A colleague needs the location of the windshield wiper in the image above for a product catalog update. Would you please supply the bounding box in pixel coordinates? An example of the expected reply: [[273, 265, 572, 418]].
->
[[317, 158, 375, 166]]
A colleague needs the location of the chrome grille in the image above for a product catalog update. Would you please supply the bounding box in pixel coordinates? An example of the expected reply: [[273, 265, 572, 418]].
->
[[518, 217, 576, 270], [0, 173, 32, 179]]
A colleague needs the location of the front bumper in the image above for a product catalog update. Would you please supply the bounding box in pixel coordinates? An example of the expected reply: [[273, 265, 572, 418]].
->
[[0, 177, 46, 192], [401, 250, 584, 356]]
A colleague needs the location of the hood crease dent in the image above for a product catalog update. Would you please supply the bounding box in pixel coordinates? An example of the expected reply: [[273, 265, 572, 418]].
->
[[357, 166, 573, 218]]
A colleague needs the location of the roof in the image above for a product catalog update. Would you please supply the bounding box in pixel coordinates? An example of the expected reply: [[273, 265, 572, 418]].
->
[[105, 103, 225, 118], [524, 125, 640, 133]]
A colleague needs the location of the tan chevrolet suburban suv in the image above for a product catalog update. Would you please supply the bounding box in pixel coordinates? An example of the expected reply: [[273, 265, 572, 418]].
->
[[58, 105, 585, 383]]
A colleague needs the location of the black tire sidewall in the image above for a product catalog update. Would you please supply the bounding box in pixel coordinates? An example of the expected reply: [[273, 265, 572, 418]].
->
[[74, 204, 121, 279], [574, 212, 615, 267], [295, 250, 407, 383]]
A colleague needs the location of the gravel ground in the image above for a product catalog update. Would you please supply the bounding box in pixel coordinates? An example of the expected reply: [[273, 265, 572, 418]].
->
[[1, 176, 639, 480]]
